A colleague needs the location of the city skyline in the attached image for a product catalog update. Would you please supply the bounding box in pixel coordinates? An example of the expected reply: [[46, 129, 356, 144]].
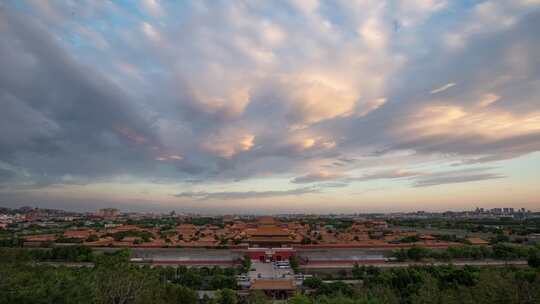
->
[[0, 205, 534, 216], [1, 1, 540, 213]]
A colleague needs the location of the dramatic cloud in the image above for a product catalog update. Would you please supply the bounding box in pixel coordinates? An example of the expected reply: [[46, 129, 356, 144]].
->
[[0, 9, 159, 182], [0, 1, 539, 212]]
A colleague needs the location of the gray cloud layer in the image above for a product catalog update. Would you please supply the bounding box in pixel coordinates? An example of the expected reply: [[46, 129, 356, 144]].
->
[[0, 10, 158, 182], [412, 167, 506, 187], [174, 187, 319, 200], [414, 173, 505, 187], [0, 1, 539, 208]]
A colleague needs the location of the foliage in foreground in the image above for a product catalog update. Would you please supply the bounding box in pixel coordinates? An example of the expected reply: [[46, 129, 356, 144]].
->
[[1, 247, 540, 304], [0, 248, 230, 304], [392, 243, 540, 263], [298, 265, 540, 304]]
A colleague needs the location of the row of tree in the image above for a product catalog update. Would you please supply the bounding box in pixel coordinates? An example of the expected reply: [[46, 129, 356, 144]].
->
[[388, 217, 540, 236], [298, 265, 540, 304], [0, 248, 247, 304], [0, 249, 195, 304], [392, 243, 540, 263], [0, 246, 95, 262], [2, 246, 540, 304]]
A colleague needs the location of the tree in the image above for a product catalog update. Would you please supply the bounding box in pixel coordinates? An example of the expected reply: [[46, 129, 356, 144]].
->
[[92, 249, 162, 304], [289, 255, 300, 273], [527, 247, 540, 268], [246, 290, 270, 304], [213, 288, 237, 304], [49, 245, 94, 262], [210, 274, 237, 290], [0, 263, 96, 304], [314, 295, 357, 304], [288, 294, 311, 304], [3, 244, 540, 304], [161, 285, 198, 304], [303, 277, 323, 289], [241, 255, 252, 273], [352, 264, 365, 280], [490, 234, 510, 244], [407, 246, 430, 261], [469, 270, 520, 304], [400, 235, 420, 243], [94, 260, 159, 304], [316, 281, 354, 297], [301, 237, 312, 244], [410, 275, 441, 304], [86, 234, 99, 242], [175, 269, 203, 289], [393, 249, 408, 262]]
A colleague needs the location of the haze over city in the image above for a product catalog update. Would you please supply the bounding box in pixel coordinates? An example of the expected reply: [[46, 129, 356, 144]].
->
[[1, 0, 539, 213]]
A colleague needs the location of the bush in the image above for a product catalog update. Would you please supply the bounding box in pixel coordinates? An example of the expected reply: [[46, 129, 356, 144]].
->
[[400, 235, 420, 243], [241, 255, 252, 273], [490, 234, 510, 244], [315, 281, 354, 297], [407, 246, 430, 261], [303, 277, 323, 289], [528, 247, 540, 268], [108, 230, 154, 242], [289, 255, 300, 273], [288, 294, 311, 304], [393, 244, 531, 262], [161, 285, 198, 304], [86, 234, 99, 242], [213, 288, 237, 304]]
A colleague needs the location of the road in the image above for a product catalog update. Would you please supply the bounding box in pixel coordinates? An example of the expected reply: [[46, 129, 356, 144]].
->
[[248, 261, 293, 280]]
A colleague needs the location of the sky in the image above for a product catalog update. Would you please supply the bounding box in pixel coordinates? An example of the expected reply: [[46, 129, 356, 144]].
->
[[0, 0, 539, 214]]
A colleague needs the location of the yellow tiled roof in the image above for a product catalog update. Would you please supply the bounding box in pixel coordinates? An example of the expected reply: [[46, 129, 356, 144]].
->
[[250, 280, 295, 290]]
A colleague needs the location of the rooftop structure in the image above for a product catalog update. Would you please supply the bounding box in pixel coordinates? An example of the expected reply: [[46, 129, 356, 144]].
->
[[247, 226, 297, 246], [250, 226, 290, 237], [257, 216, 277, 226], [466, 237, 489, 246], [250, 279, 295, 290]]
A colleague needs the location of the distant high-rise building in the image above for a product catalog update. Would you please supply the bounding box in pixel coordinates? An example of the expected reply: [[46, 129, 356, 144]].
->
[[97, 208, 119, 218]]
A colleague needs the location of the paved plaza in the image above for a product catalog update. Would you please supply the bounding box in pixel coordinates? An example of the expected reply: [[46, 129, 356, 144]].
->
[[248, 261, 293, 281]]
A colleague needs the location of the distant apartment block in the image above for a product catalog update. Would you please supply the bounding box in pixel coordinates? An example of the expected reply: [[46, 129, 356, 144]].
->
[[97, 208, 119, 218]]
